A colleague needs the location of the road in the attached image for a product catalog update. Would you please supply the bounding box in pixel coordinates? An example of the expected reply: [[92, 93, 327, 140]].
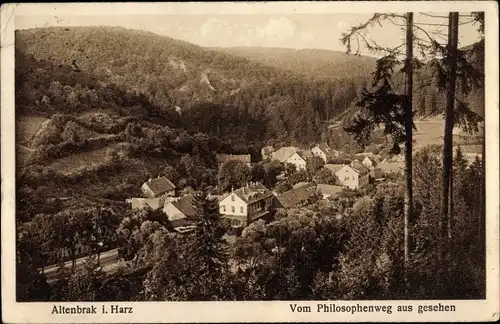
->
[[43, 249, 121, 283]]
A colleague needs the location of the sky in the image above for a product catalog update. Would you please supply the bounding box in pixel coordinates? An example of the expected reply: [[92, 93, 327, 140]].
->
[[16, 13, 483, 54]]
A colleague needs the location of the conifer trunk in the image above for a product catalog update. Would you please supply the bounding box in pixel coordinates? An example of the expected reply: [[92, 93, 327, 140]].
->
[[439, 12, 459, 291], [404, 12, 414, 272]]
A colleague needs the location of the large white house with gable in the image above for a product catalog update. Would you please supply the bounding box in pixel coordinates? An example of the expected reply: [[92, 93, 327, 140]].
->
[[218, 182, 274, 228], [335, 160, 370, 190]]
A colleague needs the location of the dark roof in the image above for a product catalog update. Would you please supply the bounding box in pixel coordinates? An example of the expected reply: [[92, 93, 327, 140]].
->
[[143, 177, 176, 197], [276, 185, 317, 208], [227, 182, 273, 204], [216, 154, 251, 164], [370, 168, 384, 179], [298, 150, 313, 159], [170, 217, 197, 229], [316, 184, 343, 197], [350, 160, 370, 175], [171, 194, 198, 218]]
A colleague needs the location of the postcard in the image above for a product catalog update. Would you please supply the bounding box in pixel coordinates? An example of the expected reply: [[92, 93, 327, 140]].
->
[[1, 1, 499, 323]]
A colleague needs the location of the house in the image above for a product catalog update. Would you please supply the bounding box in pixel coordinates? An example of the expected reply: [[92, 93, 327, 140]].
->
[[163, 193, 199, 233], [362, 156, 377, 169], [285, 152, 308, 171], [271, 146, 299, 163], [141, 177, 176, 199], [311, 143, 340, 163], [163, 193, 198, 222], [216, 154, 252, 167], [128, 177, 177, 210], [335, 160, 370, 190], [274, 184, 318, 209], [316, 184, 344, 199], [261, 146, 275, 160], [369, 168, 385, 181], [218, 182, 274, 228], [270, 146, 308, 171]]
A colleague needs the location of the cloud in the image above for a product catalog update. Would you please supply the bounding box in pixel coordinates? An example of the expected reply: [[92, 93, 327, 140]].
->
[[200, 18, 233, 37], [245, 17, 297, 46], [257, 17, 297, 43]]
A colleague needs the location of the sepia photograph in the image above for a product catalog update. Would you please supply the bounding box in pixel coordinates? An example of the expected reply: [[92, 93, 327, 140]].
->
[[1, 1, 499, 323]]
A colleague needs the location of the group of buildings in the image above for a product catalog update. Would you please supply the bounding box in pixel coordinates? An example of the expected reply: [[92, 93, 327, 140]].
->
[[125, 143, 389, 233], [262, 143, 341, 171]]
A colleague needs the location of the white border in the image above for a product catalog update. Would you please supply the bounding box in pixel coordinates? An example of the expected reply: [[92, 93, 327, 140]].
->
[[2, 2, 499, 323]]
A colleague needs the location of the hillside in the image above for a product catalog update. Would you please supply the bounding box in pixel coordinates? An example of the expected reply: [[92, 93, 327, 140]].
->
[[16, 26, 378, 147], [213, 46, 377, 82], [15, 26, 372, 224]]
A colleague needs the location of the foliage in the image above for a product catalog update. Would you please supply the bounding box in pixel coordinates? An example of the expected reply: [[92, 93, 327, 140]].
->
[[314, 168, 337, 185], [217, 160, 252, 192]]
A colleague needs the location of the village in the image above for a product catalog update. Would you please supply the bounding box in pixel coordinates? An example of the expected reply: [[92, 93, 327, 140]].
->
[[125, 142, 394, 234]]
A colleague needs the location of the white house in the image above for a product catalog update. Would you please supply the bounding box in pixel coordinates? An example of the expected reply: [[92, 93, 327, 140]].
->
[[311, 143, 340, 163], [271, 146, 298, 163], [335, 160, 370, 190], [286, 152, 308, 171], [270, 146, 308, 171], [218, 182, 274, 228], [163, 193, 198, 233], [127, 177, 176, 210], [362, 156, 376, 169]]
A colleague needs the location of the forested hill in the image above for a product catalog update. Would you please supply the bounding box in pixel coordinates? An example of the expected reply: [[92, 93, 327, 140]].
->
[[212, 46, 377, 82], [16, 26, 373, 147]]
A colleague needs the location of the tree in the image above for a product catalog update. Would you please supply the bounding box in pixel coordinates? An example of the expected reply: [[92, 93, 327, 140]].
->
[[341, 13, 416, 273], [140, 195, 232, 301], [251, 163, 266, 183], [314, 168, 337, 185], [275, 181, 292, 194], [438, 13, 459, 279], [306, 156, 325, 176], [217, 160, 251, 192], [284, 163, 297, 176]]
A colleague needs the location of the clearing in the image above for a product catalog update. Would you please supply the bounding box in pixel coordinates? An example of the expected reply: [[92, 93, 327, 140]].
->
[[48, 143, 123, 175], [16, 115, 49, 146]]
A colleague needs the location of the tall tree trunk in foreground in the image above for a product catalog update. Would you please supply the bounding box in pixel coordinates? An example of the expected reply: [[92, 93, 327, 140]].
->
[[404, 12, 414, 272], [439, 12, 459, 293]]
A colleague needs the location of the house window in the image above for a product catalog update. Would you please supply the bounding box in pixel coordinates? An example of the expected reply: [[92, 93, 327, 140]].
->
[[231, 195, 235, 201], [222, 205, 226, 212], [240, 206, 244, 213], [232, 206, 235, 213]]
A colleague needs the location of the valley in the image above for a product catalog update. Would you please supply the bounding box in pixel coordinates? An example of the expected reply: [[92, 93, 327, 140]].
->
[[14, 22, 485, 303]]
